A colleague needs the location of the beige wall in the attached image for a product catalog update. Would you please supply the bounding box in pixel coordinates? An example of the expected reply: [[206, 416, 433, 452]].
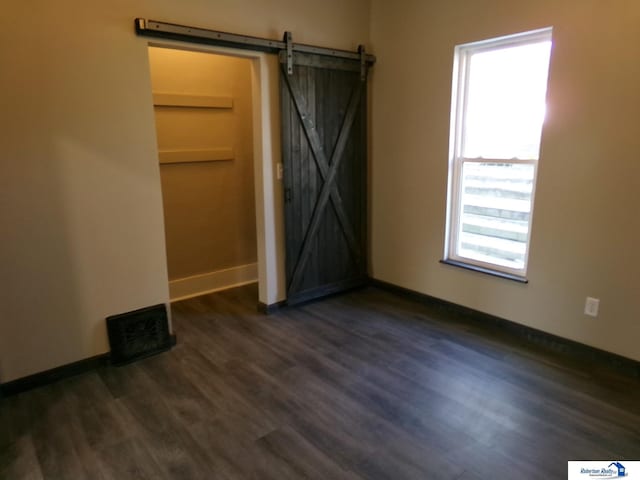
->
[[0, 0, 371, 383], [370, 0, 640, 361], [149, 48, 257, 282]]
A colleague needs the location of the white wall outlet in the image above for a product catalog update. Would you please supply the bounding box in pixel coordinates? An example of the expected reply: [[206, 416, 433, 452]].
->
[[584, 297, 600, 317], [276, 162, 283, 180]]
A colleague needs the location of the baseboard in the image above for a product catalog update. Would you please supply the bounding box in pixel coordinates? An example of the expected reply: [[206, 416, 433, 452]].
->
[[370, 279, 640, 380], [258, 300, 286, 314], [169, 263, 258, 302], [0, 334, 177, 398], [0, 354, 109, 397]]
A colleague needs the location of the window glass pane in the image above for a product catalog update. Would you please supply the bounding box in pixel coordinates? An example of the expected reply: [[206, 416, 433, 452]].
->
[[463, 41, 552, 160], [457, 162, 535, 269]]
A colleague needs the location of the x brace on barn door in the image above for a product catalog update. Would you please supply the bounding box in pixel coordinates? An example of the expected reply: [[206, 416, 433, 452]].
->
[[280, 57, 365, 294], [135, 19, 376, 78]]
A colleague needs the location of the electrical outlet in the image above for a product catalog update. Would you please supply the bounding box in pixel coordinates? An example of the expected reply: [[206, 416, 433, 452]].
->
[[584, 297, 600, 317], [276, 162, 283, 180]]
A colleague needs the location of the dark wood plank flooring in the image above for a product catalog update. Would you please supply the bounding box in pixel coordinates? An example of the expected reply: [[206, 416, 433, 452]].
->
[[1, 284, 639, 479]]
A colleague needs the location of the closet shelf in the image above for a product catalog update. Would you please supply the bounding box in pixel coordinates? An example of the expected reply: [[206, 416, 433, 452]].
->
[[153, 93, 233, 109], [159, 148, 234, 164]]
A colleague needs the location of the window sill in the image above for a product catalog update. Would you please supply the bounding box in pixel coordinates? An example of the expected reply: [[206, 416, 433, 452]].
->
[[440, 259, 529, 284]]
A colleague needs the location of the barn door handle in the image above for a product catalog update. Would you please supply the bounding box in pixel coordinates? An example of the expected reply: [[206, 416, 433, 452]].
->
[[284, 187, 292, 203]]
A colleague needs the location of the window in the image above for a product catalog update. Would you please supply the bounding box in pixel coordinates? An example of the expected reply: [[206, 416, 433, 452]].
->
[[444, 28, 552, 280]]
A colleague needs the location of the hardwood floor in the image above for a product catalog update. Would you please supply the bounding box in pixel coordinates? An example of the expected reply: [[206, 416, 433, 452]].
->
[[1, 284, 639, 479]]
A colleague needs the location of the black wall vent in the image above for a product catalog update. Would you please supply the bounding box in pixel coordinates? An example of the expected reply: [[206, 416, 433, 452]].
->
[[106, 304, 171, 365]]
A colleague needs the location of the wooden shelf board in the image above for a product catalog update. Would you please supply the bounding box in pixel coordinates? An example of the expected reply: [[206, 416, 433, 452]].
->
[[159, 148, 234, 164], [153, 93, 233, 109]]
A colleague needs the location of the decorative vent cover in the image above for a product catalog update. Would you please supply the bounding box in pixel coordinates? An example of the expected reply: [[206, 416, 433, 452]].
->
[[106, 304, 171, 365]]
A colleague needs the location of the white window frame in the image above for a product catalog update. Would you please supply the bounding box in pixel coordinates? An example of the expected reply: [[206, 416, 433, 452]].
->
[[444, 28, 552, 280]]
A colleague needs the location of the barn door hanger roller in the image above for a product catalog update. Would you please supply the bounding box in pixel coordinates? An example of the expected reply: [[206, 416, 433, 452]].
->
[[283, 31, 367, 79], [284, 31, 294, 75]]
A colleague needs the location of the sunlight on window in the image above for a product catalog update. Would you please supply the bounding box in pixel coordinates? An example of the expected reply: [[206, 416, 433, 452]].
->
[[459, 162, 535, 269], [446, 28, 552, 277], [463, 41, 552, 160]]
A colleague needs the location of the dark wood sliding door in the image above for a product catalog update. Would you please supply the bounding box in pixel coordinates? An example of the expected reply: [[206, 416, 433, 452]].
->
[[280, 52, 368, 305]]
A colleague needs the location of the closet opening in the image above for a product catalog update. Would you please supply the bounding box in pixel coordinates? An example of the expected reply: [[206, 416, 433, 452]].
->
[[148, 45, 259, 303]]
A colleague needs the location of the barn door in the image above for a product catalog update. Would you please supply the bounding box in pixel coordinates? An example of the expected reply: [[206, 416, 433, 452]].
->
[[280, 51, 368, 305]]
